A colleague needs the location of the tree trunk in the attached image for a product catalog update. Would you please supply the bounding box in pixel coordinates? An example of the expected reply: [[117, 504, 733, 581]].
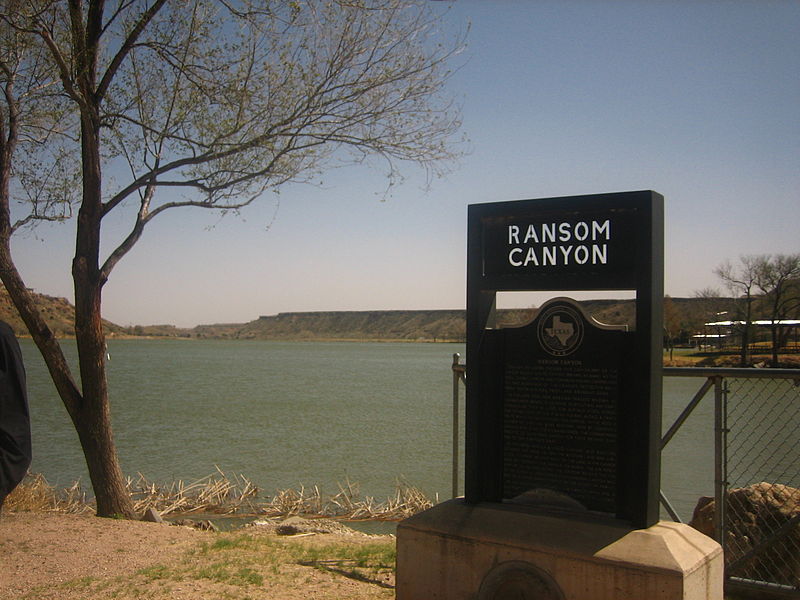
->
[[70, 376, 135, 518], [769, 290, 784, 368], [66, 106, 137, 518], [771, 324, 779, 368], [740, 297, 753, 367], [739, 324, 750, 367], [70, 269, 135, 518]]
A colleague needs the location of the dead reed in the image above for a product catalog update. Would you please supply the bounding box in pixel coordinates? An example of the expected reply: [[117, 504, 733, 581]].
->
[[4, 473, 92, 514], [259, 478, 436, 521], [6, 470, 435, 521], [126, 467, 260, 515]]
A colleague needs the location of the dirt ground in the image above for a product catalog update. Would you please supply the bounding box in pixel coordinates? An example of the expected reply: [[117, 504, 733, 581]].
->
[[0, 512, 395, 599]]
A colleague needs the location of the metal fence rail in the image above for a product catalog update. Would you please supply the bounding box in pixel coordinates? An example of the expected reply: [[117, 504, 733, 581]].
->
[[451, 359, 800, 597]]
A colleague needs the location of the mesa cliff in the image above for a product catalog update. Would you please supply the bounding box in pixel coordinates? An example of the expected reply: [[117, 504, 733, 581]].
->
[[2, 286, 720, 343]]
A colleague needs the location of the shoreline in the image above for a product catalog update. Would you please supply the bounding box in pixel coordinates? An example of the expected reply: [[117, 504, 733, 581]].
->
[[20, 335, 800, 368]]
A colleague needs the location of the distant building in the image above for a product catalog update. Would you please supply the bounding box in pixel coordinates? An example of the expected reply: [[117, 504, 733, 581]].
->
[[698, 320, 800, 351]]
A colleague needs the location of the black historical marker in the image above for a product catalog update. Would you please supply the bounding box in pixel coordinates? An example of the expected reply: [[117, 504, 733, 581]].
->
[[466, 191, 663, 529]]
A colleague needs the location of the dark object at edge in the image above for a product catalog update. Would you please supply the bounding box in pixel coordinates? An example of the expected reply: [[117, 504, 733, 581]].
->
[[0, 320, 31, 510]]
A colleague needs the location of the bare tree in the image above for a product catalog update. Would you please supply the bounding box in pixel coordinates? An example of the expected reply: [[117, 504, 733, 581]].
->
[[754, 254, 800, 367], [687, 288, 728, 350], [0, 0, 465, 517], [715, 257, 760, 366]]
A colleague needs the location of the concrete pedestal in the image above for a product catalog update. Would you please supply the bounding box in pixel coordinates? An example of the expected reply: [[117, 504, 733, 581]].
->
[[396, 499, 723, 600]]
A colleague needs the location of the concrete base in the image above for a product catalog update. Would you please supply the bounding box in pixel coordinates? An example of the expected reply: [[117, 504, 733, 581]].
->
[[396, 499, 723, 600]]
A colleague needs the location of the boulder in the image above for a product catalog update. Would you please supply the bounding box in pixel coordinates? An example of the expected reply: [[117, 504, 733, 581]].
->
[[141, 507, 164, 524], [689, 482, 800, 587]]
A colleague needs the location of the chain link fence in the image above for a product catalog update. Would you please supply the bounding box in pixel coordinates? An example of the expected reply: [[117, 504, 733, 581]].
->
[[662, 368, 800, 598], [724, 374, 800, 595]]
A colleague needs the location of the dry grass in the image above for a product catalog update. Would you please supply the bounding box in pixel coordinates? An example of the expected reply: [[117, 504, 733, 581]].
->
[[5, 473, 93, 514], [7, 470, 435, 522], [260, 478, 435, 521], [127, 467, 260, 515]]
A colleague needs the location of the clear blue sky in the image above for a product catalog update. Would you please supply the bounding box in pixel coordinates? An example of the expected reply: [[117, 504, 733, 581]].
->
[[13, 1, 800, 327]]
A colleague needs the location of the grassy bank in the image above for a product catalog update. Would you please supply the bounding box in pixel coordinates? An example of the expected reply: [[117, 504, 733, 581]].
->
[[1, 511, 396, 600], [664, 350, 800, 368], [73, 529, 395, 599]]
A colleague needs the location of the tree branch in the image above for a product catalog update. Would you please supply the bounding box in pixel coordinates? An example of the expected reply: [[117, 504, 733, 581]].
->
[[36, 24, 86, 109], [99, 182, 153, 281], [96, 0, 168, 101]]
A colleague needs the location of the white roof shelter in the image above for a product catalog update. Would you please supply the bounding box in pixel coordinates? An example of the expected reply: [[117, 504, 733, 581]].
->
[[704, 320, 800, 327]]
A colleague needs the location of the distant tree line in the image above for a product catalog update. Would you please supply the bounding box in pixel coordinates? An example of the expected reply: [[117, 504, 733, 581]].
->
[[701, 254, 800, 367], [662, 294, 730, 351]]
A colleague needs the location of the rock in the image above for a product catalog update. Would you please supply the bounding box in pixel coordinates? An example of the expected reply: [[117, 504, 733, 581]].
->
[[141, 507, 164, 524], [171, 518, 219, 532], [248, 516, 359, 536], [689, 482, 800, 586], [689, 495, 715, 538], [275, 516, 308, 535]]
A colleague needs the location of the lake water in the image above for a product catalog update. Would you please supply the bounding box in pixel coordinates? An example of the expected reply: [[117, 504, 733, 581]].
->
[[22, 340, 464, 505], [17, 338, 753, 522]]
